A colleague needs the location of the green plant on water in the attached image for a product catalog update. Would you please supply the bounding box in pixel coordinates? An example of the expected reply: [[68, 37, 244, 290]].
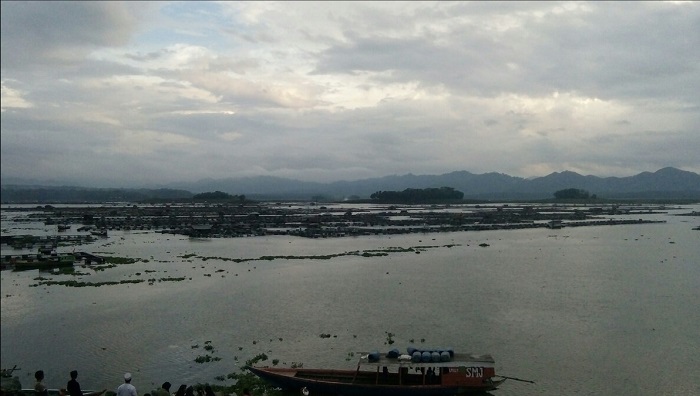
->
[[29, 279, 144, 288], [221, 353, 282, 396], [92, 264, 117, 271], [159, 277, 186, 282], [194, 354, 221, 364], [102, 256, 139, 264], [189, 244, 461, 266], [385, 331, 395, 345]]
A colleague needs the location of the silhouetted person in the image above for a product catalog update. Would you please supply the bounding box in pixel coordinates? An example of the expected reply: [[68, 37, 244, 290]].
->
[[67, 371, 106, 396], [184, 386, 194, 396], [154, 382, 171, 396], [174, 385, 186, 396], [203, 386, 215, 396]]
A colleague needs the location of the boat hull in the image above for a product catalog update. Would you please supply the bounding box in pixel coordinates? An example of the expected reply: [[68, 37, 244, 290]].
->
[[248, 367, 502, 396]]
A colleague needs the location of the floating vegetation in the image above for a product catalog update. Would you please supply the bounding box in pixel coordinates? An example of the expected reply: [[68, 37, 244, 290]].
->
[[158, 276, 186, 282], [20, 242, 462, 290], [91, 264, 117, 271], [194, 341, 221, 364], [102, 256, 140, 264], [385, 331, 395, 345], [191, 244, 461, 264], [148, 276, 187, 285], [220, 354, 282, 396], [29, 279, 144, 288], [194, 355, 221, 363]]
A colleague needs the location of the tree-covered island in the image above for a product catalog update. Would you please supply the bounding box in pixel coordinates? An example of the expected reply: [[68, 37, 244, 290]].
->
[[370, 187, 464, 203]]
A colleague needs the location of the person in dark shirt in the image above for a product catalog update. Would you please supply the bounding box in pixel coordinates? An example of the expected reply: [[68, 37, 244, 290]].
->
[[35, 370, 48, 396], [67, 370, 106, 396]]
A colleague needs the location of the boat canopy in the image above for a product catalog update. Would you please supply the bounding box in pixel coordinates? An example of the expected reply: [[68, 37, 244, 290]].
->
[[356, 352, 495, 369]]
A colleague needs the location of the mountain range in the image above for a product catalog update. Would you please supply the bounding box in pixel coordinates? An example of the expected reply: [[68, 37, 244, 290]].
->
[[2, 167, 699, 202], [163, 167, 700, 201]]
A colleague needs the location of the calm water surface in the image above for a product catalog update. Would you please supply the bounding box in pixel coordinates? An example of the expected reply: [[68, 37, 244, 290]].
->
[[2, 205, 699, 396]]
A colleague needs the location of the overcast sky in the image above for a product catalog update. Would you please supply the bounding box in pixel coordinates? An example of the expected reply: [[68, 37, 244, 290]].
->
[[2, 1, 699, 187]]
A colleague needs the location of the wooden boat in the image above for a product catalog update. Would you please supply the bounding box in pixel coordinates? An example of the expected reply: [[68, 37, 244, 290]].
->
[[248, 350, 506, 395]]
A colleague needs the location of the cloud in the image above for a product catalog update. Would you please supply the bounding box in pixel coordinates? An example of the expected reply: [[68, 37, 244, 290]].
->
[[1, 1, 699, 186], [1, 80, 33, 111], [1, 2, 139, 70]]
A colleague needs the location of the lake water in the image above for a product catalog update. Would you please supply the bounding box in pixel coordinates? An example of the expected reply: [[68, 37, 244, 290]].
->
[[2, 204, 699, 396]]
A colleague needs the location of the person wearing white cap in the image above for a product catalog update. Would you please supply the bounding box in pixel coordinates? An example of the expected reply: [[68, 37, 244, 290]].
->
[[116, 373, 137, 396]]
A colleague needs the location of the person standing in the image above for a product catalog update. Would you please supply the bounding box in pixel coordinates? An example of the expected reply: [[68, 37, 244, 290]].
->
[[153, 382, 171, 396], [67, 370, 106, 396], [116, 373, 137, 396], [35, 370, 48, 396]]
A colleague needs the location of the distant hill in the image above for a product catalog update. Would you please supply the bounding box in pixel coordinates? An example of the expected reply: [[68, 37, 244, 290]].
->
[[2, 167, 699, 202], [164, 167, 700, 201]]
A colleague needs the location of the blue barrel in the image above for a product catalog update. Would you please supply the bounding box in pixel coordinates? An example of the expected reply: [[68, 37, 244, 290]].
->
[[440, 351, 450, 362], [407, 346, 418, 356], [431, 351, 441, 362], [411, 351, 422, 363], [368, 351, 380, 362], [421, 351, 432, 362], [445, 348, 454, 358], [386, 349, 400, 358]]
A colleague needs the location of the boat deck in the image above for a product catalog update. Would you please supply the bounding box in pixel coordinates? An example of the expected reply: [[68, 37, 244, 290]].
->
[[296, 370, 442, 386]]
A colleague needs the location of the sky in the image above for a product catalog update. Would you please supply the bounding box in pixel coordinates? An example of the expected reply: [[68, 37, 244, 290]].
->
[[1, 1, 699, 187]]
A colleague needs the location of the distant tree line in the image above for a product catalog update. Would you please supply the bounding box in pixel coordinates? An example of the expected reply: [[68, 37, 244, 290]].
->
[[192, 191, 246, 201], [553, 188, 596, 199], [370, 187, 464, 203]]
